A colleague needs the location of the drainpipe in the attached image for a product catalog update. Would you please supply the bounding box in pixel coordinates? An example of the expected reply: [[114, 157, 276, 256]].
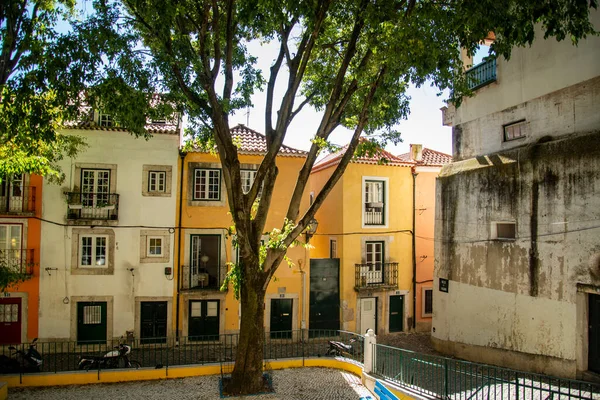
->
[[175, 150, 185, 343], [412, 168, 418, 331]]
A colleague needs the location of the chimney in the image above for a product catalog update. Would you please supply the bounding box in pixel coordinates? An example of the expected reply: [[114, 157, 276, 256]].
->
[[410, 144, 423, 162]]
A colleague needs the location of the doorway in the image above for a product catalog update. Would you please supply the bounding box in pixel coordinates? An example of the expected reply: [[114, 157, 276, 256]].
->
[[0, 298, 21, 345], [140, 301, 167, 344], [188, 300, 219, 340], [270, 299, 293, 338], [389, 295, 404, 332], [309, 259, 340, 336], [77, 301, 107, 344], [590, 294, 600, 373], [360, 297, 377, 334]]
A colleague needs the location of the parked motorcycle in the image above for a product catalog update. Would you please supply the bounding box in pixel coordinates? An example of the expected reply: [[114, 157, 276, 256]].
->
[[78, 343, 141, 370], [326, 337, 357, 357], [0, 338, 42, 374]]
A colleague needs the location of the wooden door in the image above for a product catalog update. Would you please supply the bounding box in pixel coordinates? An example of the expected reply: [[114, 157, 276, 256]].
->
[[0, 298, 21, 345]]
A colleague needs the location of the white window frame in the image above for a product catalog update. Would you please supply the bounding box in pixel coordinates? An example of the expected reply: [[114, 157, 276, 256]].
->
[[491, 221, 517, 241], [362, 176, 389, 228], [148, 171, 166, 193], [98, 112, 117, 127], [147, 236, 163, 257], [422, 287, 433, 317], [240, 169, 263, 197], [193, 169, 221, 200], [79, 234, 109, 268], [504, 120, 527, 141]]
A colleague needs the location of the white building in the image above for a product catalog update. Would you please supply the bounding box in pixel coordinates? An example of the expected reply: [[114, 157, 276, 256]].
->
[[38, 111, 180, 344], [433, 10, 600, 379]]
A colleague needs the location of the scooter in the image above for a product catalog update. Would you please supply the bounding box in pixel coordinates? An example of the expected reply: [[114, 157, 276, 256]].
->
[[78, 343, 140, 370], [0, 338, 42, 374], [326, 337, 357, 357]]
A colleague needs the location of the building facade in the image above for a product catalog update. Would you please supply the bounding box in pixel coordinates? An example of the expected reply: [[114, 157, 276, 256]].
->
[[433, 9, 600, 379], [173, 124, 310, 339], [0, 174, 42, 344], [38, 111, 180, 344]]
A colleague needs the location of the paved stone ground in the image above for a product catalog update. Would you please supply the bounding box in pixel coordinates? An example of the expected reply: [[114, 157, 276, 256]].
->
[[9, 367, 373, 400]]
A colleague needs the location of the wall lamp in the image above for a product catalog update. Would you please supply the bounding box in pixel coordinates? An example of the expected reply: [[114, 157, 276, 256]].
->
[[305, 218, 319, 243]]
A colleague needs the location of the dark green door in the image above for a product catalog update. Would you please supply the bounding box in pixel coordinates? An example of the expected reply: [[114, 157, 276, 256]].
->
[[309, 259, 340, 336], [141, 301, 167, 344], [590, 294, 600, 373], [389, 295, 404, 333], [77, 301, 107, 344], [270, 299, 292, 339], [188, 300, 219, 340]]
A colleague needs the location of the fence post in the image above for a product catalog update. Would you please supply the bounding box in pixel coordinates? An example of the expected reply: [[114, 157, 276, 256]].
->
[[363, 329, 376, 374]]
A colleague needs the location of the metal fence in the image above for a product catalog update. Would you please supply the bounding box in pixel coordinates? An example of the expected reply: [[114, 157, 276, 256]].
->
[[465, 58, 497, 90], [0, 329, 363, 378], [373, 344, 600, 400]]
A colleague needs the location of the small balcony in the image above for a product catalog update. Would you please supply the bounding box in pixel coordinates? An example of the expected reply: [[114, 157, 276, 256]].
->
[[355, 262, 398, 290], [181, 265, 223, 291], [364, 203, 384, 225], [0, 186, 36, 215], [66, 192, 119, 221], [465, 58, 497, 90], [0, 249, 35, 275]]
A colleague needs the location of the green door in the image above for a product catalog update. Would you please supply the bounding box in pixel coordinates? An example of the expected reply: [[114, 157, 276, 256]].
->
[[309, 258, 340, 337], [188, 300, 219, 340], [389, 295, 404, 333], [270, 299, 292, 339], [141, 301, 168, 344], [77, 301, 107, 344]]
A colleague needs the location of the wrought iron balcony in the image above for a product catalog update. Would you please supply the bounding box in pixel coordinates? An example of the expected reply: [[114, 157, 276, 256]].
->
[[180, 265, 223, 290], [65, 192, 119, 221], [0, 249, 35, 275], [465, 58, 497, 90], [355, 262, 398, 290], [0, 186, 36, 214]]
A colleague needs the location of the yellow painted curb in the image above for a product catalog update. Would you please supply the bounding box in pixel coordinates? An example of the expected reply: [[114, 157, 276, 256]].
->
[[0, 382, 7, 400], [2, 358, 363, 388]]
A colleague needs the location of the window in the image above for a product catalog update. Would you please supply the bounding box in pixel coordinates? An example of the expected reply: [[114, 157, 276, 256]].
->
[[194, 169, 221, 200], [422, 288, 433, 316], [98, 112, 117, 127], [240, 169, 263, 197], [364, 180, 385, 226], [188, 235, 221, 289], [147, 237, 163, 257], [491, 221, 516, 240], [330, 239, 337, 258], [362, 241, 384, 284], [0, 303, 19, 323], [80, 235, 108, 267], [83, 305, 103, 324], [1, 224, 23, 271], [504, 120, 526, 141], [81, 169, 110, 207], [0, 174, 23, 197], [148, 171, 166, 193], [309, 192, 314, 206]]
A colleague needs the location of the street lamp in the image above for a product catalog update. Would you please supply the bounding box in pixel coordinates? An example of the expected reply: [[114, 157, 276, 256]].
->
[[305, 218, 318, 242]]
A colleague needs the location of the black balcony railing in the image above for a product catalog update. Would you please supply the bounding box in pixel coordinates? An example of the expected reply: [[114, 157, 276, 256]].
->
[[465, 58, 497, 90], [0, 249, 35, 275], [181, 265, 223, 290], [354, 262, 398, 289], [0, 186, 36, 214], [65, 192, 119, 221]]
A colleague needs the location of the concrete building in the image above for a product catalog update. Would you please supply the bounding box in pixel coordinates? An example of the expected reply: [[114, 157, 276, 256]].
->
[[0, 174, 42, 344], [310, 142, 450, 334], [433, 10, 600, 379], [38, 111, 180, 344], [174, 124, 310, 339]]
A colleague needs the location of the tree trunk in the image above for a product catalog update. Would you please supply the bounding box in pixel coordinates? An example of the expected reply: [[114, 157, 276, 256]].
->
[[227, 268, 267, 395]]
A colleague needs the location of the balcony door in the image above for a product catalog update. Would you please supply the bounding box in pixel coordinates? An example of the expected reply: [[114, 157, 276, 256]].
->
[[363, 241, 384, 284], [0, 224, 22, 271], [190, 235, 220, 289], [0, 174, 23, 213], [81, 169, 110, 218]]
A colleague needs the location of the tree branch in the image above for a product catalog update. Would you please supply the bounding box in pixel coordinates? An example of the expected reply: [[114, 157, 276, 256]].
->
[[222, 0, 235, 101]]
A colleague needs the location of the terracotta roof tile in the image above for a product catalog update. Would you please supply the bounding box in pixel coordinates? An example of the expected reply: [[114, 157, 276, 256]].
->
[[397, 147, 452, 166], [68, 119, 180, 135]]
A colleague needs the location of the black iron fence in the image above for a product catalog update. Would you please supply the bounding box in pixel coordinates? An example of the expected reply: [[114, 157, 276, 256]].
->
[[0, 249, 35, 274], [0, 186, 36, 214], [0, 330, 363, 377], [65, 192, 119, 220], [355, 262, 398, 289], [373, 344, 600, 400]]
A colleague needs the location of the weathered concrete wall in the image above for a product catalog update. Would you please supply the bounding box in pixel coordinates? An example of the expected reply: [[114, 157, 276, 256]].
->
[[433, 131, 600, 377]]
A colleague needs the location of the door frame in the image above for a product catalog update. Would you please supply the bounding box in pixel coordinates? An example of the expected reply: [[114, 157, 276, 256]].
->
[[0, 293, 28, 344], [134, 296, 173, 344], [70, 296, 113, 343], [181, 292, 226, 340], [266, 293, 299, 333]]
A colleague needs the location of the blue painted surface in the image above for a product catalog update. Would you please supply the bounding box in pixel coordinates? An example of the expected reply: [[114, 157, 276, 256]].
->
[[374, 380, 399, 400]]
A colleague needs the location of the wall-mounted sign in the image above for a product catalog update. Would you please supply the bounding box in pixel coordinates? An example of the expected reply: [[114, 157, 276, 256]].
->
[[439, 278, 449, 293]]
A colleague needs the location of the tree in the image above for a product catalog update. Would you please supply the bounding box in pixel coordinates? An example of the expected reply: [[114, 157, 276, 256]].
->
[[79, 0, 597, 394]]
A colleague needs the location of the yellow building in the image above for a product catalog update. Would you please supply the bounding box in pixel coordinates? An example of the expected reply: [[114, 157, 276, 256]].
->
[[173, 125, 310, 339], [310, 142, 450, 335]]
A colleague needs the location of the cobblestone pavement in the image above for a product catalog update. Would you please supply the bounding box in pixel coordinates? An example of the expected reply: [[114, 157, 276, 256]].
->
[[9, 367, 373, 400]]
